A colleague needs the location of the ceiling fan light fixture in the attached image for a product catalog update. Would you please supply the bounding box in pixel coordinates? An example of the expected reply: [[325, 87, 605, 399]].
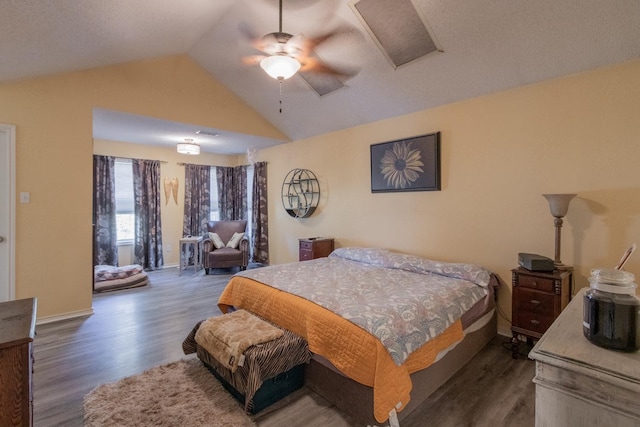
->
[[177, 138, 200, 155], [260, 54, 301, 80]]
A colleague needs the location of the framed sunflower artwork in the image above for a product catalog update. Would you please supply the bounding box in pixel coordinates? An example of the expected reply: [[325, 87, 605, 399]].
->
[[370, 132, 441, 193]]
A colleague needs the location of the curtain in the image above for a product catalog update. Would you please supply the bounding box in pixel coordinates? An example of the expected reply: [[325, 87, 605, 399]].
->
[[132, 159, 163, 270], [93, 155, 118, 266], [183, 164, 211, 237], [251, 161, 269, 264], [217, 165, 247, 221]]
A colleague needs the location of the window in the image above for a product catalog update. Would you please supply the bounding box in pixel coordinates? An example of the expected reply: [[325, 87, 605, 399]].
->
[[114, 159, 134, 242], [208, 166, 253, 224], [209, 167, 219, 221], [246, 165, 254, 246], [207, 165, 253, 253]]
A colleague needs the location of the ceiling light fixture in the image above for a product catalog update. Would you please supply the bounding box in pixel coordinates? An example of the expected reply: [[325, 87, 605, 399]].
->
[[177, 138, 200, 155], [259, 0, 301, 82], [260, 54, 301, 80]]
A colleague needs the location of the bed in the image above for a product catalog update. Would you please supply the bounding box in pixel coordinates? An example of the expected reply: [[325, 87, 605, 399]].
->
[[217, 247, 499, 425]]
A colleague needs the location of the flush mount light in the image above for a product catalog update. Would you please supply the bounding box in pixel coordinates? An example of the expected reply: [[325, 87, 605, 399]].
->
[[177, 138, 200, 155]]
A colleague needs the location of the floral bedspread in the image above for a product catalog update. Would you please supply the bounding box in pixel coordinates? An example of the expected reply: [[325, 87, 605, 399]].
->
[[236, 247, 490, 365]]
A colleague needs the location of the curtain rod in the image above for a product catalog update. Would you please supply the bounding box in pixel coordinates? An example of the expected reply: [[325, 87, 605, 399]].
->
[[177, 162, 263, 166], [112, 156, 167, 164], [176, 162, 225, 168], [176, 162, 223, 167]]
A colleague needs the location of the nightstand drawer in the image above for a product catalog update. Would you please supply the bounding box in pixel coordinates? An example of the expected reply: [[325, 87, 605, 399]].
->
[[299, 241, 313, 250], [517, 274, 555, 293], [515, 311, 555, 334], [517, 288, 556, 316], [299, 249, 313, 261]]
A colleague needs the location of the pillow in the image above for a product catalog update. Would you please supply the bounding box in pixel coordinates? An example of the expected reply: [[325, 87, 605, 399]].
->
[[330, 247, 492, 288], [226, 232, 245, 249], [208, 232, 225, 249]]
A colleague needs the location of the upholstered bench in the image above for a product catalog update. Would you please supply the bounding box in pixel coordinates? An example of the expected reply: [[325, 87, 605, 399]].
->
[[93, 264, 149, 292], [183, 310, 310, 414]]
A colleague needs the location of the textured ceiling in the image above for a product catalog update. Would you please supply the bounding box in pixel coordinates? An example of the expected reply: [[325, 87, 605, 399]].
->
[[2, 0, 639, 154]]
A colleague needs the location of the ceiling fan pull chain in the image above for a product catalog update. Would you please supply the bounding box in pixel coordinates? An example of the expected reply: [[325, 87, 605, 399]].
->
[[279, 78, 283, 113]]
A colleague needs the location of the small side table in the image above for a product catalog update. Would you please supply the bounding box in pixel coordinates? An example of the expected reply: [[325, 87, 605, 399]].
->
[[511, 267, 572, 358], [299, 237, 334, 261], [179, 236, 203, 275]]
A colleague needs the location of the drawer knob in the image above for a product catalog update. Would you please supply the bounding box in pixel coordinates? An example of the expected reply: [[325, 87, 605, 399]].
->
[[530, 299, 541, 305], [531, 281, 538, 287], [530, 319, 540, 325]]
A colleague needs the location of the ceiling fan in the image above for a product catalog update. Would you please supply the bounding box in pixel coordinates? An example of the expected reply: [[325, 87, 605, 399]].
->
[[242, 0, 357, 81]]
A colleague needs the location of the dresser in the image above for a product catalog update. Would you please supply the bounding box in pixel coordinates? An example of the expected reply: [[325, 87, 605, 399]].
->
[[511, 268, 571, 358], [529, 288, 640, 426], [299, 238, 334, 261], [0, 298, 37, 427]]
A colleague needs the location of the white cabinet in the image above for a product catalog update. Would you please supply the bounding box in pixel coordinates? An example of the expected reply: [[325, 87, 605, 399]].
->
[[529, 288, 640, 427]]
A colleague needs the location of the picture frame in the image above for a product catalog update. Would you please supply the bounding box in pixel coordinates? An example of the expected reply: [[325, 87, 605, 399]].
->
[[370, 132, 441, 193]]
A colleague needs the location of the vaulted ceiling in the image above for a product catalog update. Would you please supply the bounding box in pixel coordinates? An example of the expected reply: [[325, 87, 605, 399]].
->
[[2, 0, 639, 154]]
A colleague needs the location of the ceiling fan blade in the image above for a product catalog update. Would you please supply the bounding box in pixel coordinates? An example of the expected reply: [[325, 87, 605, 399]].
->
[[296, 26, 362, 56], [242, 55, 267, 66], [299, 56, 360, 78], [238, 22, 268, 53]]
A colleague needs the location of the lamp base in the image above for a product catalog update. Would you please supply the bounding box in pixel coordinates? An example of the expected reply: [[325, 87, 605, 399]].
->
[[554, 262, 574, 271]]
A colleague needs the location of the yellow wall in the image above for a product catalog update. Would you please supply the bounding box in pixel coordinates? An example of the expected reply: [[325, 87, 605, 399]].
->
[[0, 55, 286, 320], [259, 59, 640, 334], [92, 139, 239, 267], [2, 51, 639, 334]]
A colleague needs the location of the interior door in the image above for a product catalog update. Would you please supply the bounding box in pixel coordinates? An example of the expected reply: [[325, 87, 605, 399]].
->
[[0, 123, 16, 302]]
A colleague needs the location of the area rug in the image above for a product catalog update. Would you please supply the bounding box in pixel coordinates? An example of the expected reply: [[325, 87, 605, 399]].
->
[[83, 358, 256, 427]]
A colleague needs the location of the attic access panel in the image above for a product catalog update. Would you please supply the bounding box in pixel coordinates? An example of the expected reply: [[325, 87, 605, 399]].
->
[[299, 69, 345, 96], [351, 0, 442, 69]]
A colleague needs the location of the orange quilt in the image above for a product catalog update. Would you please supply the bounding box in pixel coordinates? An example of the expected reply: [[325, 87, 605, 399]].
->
[[218, 275, 464, 423]]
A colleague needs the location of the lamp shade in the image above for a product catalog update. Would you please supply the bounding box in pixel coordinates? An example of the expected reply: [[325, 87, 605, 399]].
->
[[260, 55, 301, 80], [177, 139, 200, 155], [542, 194, 576, 218]]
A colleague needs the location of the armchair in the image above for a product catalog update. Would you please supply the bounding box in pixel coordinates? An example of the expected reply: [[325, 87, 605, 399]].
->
[[203, 220, 249, 273]]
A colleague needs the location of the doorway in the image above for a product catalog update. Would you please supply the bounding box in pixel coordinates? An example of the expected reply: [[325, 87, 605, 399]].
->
[[0, 123, 16, 302]]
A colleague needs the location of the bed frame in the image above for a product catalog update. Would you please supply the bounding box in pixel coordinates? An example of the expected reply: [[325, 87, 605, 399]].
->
[[304, 312, 497, 426]]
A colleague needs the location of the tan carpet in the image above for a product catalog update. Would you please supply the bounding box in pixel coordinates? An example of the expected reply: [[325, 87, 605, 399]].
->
[[83, 357, 256, 427]]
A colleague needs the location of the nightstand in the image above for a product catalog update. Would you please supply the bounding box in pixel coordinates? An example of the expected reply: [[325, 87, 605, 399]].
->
[[299, 238, 334, 261], [511, 267, 571, 358]]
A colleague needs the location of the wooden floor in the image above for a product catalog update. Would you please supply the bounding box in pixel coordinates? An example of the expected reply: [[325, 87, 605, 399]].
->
[[33, 267, 536, 427]]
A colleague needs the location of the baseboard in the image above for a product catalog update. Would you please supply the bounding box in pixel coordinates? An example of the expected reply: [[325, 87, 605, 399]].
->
[[497, 326, 512, 338], [37, 308, 94, 325], [161, 263, 179, 269]]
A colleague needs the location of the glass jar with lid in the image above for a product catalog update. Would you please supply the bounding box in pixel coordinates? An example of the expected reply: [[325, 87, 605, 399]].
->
[[583, 268, 640, 351]]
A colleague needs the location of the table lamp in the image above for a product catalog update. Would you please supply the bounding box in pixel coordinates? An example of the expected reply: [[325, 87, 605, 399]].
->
[[542, 193, 576, 270]]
